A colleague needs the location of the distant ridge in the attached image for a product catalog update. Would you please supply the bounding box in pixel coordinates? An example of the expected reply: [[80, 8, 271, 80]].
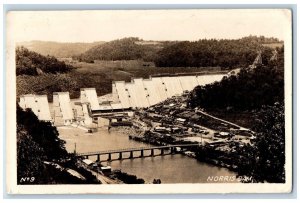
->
[[17, 40, 105, 58]]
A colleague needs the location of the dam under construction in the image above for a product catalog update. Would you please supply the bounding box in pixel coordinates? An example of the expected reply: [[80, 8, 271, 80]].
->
[[19, 73, 226, 129]]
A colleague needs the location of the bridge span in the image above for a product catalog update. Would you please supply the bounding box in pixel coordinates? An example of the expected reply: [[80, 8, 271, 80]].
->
[[76, 144, 200, 162]]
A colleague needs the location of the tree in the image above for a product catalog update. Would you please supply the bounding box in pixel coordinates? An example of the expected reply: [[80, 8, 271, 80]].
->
[[17, 104, 67, 160], [76, 37, 146, 61], [154, 36, 278, 68], [16, 46, 74, 76], [237, 103, 285, 183], [188, 62, 284, 111], [17, 125, 46, 184]]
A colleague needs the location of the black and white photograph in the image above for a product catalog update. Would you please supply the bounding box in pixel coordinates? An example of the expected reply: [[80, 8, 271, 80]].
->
[[5, 8, 293, 194]]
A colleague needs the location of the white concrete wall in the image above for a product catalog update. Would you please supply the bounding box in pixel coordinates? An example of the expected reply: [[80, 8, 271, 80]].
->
[[111, 83, 120, 103], [132, 78, 150, 108], [23, 95, 38, 115], [178, 76, 199, 91], [168, 76, 184, 95], [112, 74, 225, 108], [80, 88, 100, 111], [196, 74, 225, 86], [53, 92, 74, 126], [151, 77, 168, 102], [36, 95, 52, 121], [58, 92, 74, 120], [111, 102, 123, 110], [114, 81, 131, 109], [161, 77, 176, 98], [125, 83, 139, 108], [53, 94, 64, 126], [19, 94, 52, 121], [143, 79, 162, 106], [19, 97, 26, 109], [82, 103, 92, 125]]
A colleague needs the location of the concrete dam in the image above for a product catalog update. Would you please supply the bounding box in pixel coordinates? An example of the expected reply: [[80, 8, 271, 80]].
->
[[19, 74, 226, 126], [111, 74, 225, 109]]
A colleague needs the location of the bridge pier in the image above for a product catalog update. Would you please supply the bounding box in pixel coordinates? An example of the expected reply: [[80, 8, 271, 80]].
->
[[161, 149, 164, 155], [107, 153, 111, 161], [96, 154, 100, 162], [151, 149, 154, 156], [170, 147, 174, 154], [129, 151, 133, 159], [140, 150, 144, 157], [118, 152, 122, 160], [85, 155, 89, 159]]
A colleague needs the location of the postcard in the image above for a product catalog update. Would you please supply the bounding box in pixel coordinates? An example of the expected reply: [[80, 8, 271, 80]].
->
[[6, 9, 293, 194]]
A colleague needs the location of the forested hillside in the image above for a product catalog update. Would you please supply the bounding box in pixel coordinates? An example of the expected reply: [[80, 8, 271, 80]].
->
[[17, 41, 105, 58], [75, 36, 282, 69], [16, 47, 74, 75], [74, 37, 163, 62], [17, 74, 79, 101], [188, 46, 284, 111], [17, 105, 101, 184], [154, 36, 281, 68]]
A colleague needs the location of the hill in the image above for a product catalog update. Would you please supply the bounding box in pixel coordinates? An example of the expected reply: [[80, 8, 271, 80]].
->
[[154, 36, 282, 68], [16, 46, 74, 75], [188, 46, 284, 111], [17, 41, 105, 58], [74, 37, 164, 62]]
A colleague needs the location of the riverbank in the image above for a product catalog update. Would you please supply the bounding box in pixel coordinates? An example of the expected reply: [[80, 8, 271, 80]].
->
[[126, 94, 254, 175], [110, 170, 145, 184]]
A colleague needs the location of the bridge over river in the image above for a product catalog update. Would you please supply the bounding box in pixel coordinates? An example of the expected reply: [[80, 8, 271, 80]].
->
[[76, 144, 201, 162]]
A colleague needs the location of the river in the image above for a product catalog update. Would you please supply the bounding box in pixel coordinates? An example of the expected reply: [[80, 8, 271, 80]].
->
[[58, 126, 238, 183]]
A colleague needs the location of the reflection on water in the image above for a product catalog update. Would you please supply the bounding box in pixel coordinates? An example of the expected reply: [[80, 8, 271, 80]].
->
[[58, 126, 237, 183]]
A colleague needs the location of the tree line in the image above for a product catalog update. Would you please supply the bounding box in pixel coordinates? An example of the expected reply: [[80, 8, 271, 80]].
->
[[154, 37, 279, 68], [73, 36, 282, 69]]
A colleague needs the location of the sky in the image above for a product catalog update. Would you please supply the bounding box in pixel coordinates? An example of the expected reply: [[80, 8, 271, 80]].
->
[[7, 9, 291, 43]]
